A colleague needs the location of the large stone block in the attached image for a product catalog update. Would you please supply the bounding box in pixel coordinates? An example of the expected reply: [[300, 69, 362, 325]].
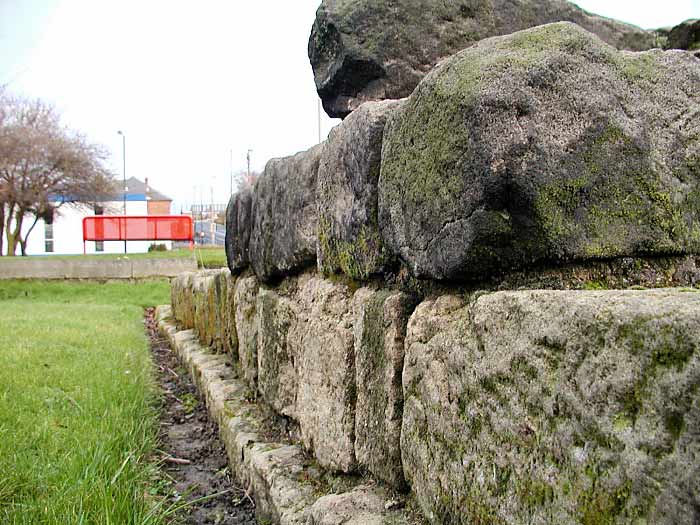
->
[[191, 270, 222, 349], [249, 144, 324, 283], [309, 0, 655, 119], [379, 22, 700, 281], [216, 270, 237, 357], [234, 275, 260, 389], [292, 276, 357, 472], [256, 274, 358, 472], [225, 187, 254, 274], [402, 290, 700, 524], [353, 288, 414, 490], [171, 272, 196, 329], [256, 284, 300, 418], [317, 100, 404, 280]]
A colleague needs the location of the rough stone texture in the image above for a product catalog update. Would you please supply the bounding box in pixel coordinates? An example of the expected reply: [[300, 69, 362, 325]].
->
[[234, 275, 260, 389], [157, 304, 414, 525], [171, 272, 196, 329], [317, 100, 404, 280], [256, 274, 358, 473], [308, 485, 410, 525], [353, 288, 414, 490], [309, 0, 656, 119], [256, 283, 300, 418], [225, 187, 254, 274], [666, 19, 700, 57], [402, 290, 700, 524], [249, 144, 324, 283], [379, 22, 700, 281], [192, 271, 219, 349], [291, 276, 357, 473], [218, 270, 238, 357]]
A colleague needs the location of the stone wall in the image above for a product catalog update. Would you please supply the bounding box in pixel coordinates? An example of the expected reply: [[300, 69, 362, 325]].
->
[[189, 17, 700, 525], [170, 269, 700, 524]]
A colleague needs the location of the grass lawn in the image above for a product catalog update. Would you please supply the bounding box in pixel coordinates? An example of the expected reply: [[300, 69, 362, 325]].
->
[[0, 246, 227, 269], [0, 280, 172, 524]]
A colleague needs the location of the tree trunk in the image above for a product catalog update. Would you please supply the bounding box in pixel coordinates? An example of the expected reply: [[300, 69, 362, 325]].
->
[[20, 216, 40, 256], [5, 208, 23, 257], [0, 205, 4, 256]]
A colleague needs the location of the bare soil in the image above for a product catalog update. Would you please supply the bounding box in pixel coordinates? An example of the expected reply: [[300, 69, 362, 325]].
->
[[145, 308, 257, 525]]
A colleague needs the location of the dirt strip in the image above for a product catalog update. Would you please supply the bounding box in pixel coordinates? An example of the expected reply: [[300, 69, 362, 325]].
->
[[145, 308, 257, 525]]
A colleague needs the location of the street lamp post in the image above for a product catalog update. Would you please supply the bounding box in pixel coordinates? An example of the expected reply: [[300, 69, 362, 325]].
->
[[117, 131, 127, 253]]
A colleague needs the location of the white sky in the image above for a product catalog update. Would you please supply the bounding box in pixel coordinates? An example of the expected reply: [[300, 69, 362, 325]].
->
[[1, 0, 698, 212]]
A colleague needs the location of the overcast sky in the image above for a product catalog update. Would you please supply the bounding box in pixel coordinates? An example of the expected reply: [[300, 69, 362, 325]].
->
[[1, 0, 698, 211]]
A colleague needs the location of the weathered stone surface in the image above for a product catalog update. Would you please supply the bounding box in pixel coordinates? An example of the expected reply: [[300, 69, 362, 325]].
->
[[249, 444, 314, 525], [234, 275, 260, 389], [171, 272, 196, 329], [666, 19, 700, 57], [309, 0, 656, 118], [353, 288, 414, 490], [249, 144, 324, 283], [291, 276, 357, 473], [256, 275, 358, 473], [402, 290, 700, 524], [379, 22, 700, 281], [308, 485, 410, 524], [317, 100, 404, 280], [225, 187, 254, 274], [256, 284, 300, 418], [192, 271, 219, 349], [219, 270, 238, 357]]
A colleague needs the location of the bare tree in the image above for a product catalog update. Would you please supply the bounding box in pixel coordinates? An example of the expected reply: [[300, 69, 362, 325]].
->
[[0, 92, 115, 256], [233, 169, 259, 193]]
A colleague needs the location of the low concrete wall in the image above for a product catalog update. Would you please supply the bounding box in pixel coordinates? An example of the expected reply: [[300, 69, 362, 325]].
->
[[0, 256, 197, 280]]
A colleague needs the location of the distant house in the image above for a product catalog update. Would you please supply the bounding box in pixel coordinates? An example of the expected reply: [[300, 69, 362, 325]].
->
[[18, 177, 173, 255]]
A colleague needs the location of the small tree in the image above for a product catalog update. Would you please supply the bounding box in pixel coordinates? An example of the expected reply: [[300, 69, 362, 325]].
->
[[0, 93, 114, 256], [232, 169, 260, 194]]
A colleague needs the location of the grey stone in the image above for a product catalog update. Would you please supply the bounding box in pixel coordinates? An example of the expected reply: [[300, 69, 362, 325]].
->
[[379, 22, 700, 281], [256, 274, 358, 473], [225, 187, 254, 274], [256, 285, 299, 418], [291, 276, 357, 473], [317, 100, 404, 280], [402, 289, 700, 524], [308, 485, 410, 525], [249, 144, 324, 283], [309, 0, 656, 119], [171, 272, 196, 329], [219, 270, 238, 357], [353, 288, 414, 490], [234, 275, 260, 389]]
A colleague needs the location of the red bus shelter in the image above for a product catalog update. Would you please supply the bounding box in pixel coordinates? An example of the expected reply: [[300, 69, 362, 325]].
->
[[82, 215, 194, 253]]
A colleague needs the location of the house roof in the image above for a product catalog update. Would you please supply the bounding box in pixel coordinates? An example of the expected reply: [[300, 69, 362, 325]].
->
[[49, 176, 172, 203], [121, 177, 172, 202]]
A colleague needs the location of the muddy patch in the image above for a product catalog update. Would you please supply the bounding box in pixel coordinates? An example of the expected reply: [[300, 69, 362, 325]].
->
[[145, 308, 257, 524]]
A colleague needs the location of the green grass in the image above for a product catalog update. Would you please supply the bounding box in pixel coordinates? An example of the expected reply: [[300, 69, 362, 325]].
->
[[0, 280, 172, 524], [0, 247, 227, 269]]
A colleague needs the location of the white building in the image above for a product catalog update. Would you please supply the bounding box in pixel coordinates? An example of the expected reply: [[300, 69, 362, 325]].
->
[[9, 177, 173, 256]]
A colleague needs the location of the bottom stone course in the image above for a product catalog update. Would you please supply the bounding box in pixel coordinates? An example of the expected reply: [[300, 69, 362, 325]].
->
[[156, 305, 411, 525]]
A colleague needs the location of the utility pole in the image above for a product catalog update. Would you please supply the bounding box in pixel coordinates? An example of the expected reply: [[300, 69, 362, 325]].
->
[[247, 149, 252, 181], [117, 130, 127, 254]]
